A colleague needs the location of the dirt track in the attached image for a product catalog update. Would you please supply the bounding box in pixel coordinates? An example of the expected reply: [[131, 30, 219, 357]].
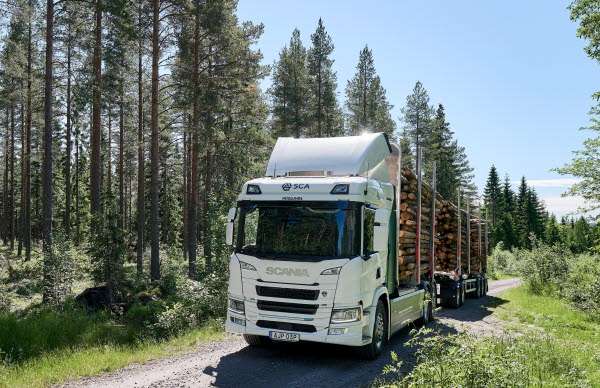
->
[[64, 278, 521, 388]]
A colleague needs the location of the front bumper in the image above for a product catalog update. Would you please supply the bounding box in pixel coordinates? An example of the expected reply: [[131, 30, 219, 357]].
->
[[225, 310, 370, 347]]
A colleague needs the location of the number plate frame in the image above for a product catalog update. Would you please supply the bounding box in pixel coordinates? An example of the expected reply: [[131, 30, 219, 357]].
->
[[268, 331, 300, 342]]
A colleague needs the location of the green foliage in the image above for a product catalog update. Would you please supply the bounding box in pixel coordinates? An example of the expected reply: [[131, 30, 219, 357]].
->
[[516, 242, 570, 295], [487, 242, 518, 278], [401, 84, 476, 201], [307, 19, 343, 137], [513, 242, 600, 319], [381, 329, 589, 387], [269, 29, 311, 138], [563, 254, 600, 317], [345, 46, 396, 137], [0, 302, 130, 365]]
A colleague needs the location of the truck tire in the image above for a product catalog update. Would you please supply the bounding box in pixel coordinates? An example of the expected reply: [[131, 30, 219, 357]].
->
[[475, 279, 481, 299], [460, 285, 466, 306], [416, 299, 434, 326], [450, 287, 461, 308], [360, 300, 387, 360], [243, 334, 270, 347]]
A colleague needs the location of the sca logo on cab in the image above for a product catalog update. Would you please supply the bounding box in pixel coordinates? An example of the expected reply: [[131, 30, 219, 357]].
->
[[281, 183, 309, 191]]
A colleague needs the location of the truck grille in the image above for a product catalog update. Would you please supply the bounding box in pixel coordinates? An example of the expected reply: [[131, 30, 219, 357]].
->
[[257, 300, 318, 315], [256, 286, 319, 301], [256, 320, 316, 333]]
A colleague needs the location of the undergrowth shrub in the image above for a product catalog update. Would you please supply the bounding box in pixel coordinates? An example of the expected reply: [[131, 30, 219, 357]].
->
[[516, 242, 570, 295], [487, 242, 518, 278], [381, 328, 589, 387], [562, 254, 600, 318]]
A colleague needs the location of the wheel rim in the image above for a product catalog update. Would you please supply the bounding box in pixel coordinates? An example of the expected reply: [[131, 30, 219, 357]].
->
[[375, 309, 385, 349]]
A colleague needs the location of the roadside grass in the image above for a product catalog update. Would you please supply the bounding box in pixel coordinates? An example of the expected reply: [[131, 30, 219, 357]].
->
[[382, 284, 598, 387], [0, 320, 224, 388], [495, 286, 600, 383]]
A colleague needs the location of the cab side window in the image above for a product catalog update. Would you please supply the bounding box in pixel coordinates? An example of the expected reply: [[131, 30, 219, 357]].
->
[[363, 207, 375, 255]]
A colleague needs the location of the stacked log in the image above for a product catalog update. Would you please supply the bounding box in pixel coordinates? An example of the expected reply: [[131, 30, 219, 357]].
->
[[395, 165, 489, 282], [434, 201, 458, 272], [397, 168, 441, 283], [469, 219, 482, 273]]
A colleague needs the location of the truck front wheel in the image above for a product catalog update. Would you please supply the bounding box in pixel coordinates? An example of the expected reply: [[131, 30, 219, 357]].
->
[[360, 300, 387, 360]]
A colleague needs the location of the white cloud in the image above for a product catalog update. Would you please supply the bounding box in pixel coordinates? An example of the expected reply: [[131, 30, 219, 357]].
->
[[540, 195, 595, 217], [515, 178, 582, 188]]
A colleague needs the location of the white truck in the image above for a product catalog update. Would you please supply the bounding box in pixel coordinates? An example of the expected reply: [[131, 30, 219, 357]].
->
[[224, 133, 434, 359]]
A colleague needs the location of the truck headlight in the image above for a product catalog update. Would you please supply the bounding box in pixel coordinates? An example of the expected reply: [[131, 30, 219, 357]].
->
[[330, 307, 362, 323], [321, 267, 341, 275], [240, 261, 256, 271], [229, 298, 245, 315]]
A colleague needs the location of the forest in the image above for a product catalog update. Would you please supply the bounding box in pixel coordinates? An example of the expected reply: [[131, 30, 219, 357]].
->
[[0, 0, 483, 303], [1, 0, 600, 385]]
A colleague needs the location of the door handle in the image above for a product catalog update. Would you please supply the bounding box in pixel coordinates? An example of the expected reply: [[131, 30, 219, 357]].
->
[[376, 267, 381, 279]]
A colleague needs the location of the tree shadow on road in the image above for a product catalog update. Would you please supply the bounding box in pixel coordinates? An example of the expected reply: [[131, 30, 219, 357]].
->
[[435, 295, 508, 323], [202, 321, 462, 388], [201, 295, 508, 387]]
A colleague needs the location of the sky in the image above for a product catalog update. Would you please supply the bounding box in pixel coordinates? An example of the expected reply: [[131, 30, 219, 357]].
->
[[237, 0, 600, 218]]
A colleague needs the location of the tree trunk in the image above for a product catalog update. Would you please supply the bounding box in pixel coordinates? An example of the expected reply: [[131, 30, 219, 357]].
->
[[23, 6, 33, 260], [182, 127, 188, 260], [107, 106, 112, 195], [119, 93, 124, 230], [136, 0, 145, 276], [150, 0, 160, 281], [91, 0, 102, 215], [9, 106, 15, 250], [42, 0, 54, 303], [2, 109, 8, 246], [64, 31, 72, 237], [187, 3, 200, 279], [75, 127, 80, 244]]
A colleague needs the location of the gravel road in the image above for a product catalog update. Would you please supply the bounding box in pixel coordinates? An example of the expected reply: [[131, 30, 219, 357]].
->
[[64, 278, 521, 388]]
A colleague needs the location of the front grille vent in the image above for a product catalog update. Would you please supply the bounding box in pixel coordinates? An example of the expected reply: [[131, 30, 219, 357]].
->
[[256, 286, 319, 301], [256, 320, 316, 333], [257, 300, 318, 315]]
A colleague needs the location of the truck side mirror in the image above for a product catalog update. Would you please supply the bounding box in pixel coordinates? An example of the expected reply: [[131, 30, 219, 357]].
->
[[225, 207, 237, 246]]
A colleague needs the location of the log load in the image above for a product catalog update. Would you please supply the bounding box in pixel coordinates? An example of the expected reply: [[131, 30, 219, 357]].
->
[[395, 166, 489, 283]]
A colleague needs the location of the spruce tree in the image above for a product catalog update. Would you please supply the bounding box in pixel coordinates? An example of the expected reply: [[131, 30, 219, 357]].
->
[[307, 19, 342, 137], [345, 46, 395, 136], [269, 29, 310, 138], [484, 165, 501, 227]]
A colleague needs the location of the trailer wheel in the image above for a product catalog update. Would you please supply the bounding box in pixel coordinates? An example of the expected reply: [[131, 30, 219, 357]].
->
[[360, 300, 387, 360], [450, 287, 461, 308], [243, 334, 270, 347]]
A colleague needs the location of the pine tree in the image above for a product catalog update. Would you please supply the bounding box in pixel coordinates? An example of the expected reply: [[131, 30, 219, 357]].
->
[[345, 46, 395, 137], [402, 81, 433, 152]]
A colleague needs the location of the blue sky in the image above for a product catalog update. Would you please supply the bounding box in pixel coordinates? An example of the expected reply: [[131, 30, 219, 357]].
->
[[237, 0, 600, 217]]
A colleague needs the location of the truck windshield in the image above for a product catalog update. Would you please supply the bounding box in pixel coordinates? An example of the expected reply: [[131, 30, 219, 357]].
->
[[235, 201, 361, 259]]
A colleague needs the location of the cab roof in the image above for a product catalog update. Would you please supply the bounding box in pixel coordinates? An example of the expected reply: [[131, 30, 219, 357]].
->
[[265, 133, 393, 179]]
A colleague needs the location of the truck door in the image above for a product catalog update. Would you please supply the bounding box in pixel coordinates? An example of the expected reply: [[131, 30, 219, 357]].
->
[[362, 207, 383, 296]]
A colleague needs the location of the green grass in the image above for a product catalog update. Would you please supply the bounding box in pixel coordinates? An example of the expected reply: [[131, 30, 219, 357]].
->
[[494, 286, 600, 383], [0, 322, 224, 388]]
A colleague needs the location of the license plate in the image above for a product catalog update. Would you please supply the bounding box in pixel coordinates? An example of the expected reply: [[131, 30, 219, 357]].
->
[[269, 331, 300, 342]]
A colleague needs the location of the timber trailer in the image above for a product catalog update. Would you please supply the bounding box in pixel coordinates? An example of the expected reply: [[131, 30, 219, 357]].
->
[[434, 192, 490, 308], [224, 133, 435, 359]]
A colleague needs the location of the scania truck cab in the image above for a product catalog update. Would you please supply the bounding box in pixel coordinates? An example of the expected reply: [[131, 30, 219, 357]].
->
[[225, 133, 433, 359]]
